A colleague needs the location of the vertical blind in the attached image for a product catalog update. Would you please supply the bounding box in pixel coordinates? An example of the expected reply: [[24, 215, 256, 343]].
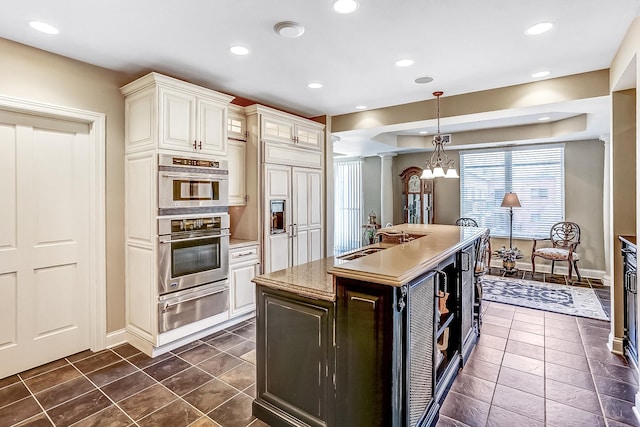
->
[[459, 145, 565, 239], [334, 159, 363, 255]]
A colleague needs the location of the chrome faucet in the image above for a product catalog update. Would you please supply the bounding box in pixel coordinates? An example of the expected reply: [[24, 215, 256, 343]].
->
[[374, 229, 411, 243]]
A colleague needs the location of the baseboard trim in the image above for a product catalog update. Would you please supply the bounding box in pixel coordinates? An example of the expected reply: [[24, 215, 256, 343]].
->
[[609, 332, 624, 355], [106, 329, 127, 349]]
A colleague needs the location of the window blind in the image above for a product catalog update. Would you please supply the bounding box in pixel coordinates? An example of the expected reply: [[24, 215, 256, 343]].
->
[[459, 145, 564, 239], [334, 159, 364, 255]]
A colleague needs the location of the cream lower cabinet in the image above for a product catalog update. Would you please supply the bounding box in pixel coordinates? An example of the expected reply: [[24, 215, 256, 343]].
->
[[263, 163, 322, 273], [229, 244, 260, 317]]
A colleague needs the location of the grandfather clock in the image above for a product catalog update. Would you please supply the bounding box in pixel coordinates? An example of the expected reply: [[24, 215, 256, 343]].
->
[[400, 166, 435, 224]]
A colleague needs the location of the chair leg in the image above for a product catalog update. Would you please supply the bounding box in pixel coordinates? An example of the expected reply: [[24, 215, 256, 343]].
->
[[574, 261, 582, 282], [568, 260, 573, 282], [551, 260, 555, 275], [531, 256, 536, 275]]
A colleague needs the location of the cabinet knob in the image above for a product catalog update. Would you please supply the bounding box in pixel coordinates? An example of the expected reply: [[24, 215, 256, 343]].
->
[[193, 140, 198, 150], [198, 141, 202, 150]]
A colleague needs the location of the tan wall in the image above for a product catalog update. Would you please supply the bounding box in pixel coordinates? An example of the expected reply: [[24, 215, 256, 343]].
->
[[609, 17, 639, 351], [0, 38, 131, 333], [380, 139, 606, 272]]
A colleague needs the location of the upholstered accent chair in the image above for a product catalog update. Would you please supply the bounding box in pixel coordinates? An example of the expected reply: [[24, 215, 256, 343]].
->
[[455, 217, 479, 227], [531, 221, 582, 282]]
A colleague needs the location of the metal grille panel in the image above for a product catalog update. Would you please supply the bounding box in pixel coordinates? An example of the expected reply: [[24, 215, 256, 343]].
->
[[408, 275, 435, 426]]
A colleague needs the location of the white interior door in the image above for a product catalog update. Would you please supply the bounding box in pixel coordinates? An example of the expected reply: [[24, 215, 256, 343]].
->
[[0, 110, 91, 378]]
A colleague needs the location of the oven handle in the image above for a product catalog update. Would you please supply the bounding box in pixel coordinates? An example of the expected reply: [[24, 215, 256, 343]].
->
[[161, 287, 227, 311], [160, 232, 230, 244], [161, 173, 228, 181]]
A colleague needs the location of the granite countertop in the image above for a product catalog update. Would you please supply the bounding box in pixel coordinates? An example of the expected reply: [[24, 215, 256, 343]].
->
[[253, 224, 486, 301], [329, 224, 485, 286], [229, 238, 259, 249], [252, 257, 338, 301]]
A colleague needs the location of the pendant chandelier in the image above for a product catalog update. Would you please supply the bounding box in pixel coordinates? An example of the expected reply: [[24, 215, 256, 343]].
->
[[420, 91, 459, 179]]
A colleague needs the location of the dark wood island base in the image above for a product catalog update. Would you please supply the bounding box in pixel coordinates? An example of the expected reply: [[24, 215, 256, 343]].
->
[[252, 224, 485, 427]]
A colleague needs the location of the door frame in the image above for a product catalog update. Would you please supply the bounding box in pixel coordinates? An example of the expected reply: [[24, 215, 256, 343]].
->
[[0, 94, 107, 351]]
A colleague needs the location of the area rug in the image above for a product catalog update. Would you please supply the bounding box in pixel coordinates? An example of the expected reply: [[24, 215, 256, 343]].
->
[[482, 275, 609, 321]]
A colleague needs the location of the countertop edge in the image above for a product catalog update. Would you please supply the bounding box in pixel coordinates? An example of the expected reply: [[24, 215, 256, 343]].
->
[[253, 275, 336, 302]]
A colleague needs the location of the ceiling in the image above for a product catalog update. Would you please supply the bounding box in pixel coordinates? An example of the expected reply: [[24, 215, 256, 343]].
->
[[2, 0, 640, 155]]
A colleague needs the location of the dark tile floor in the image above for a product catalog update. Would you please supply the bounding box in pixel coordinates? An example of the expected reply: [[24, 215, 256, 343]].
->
[[0, 274, 629, 427], [0, 320, 267, 427], [438, 299, 640, 427]]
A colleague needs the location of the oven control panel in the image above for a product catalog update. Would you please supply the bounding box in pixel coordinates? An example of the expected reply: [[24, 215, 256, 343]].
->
[[171, 217, 220, 233]]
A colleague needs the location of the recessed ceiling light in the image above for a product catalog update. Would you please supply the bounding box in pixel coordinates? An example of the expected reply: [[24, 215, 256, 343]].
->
[[274, 21, 305, 38], [414, 76, 434, 84], [230, 45, 249, 55], [355, 105, 367, 110], [419, 131, 429, 134], [538, 116, 551, 121], [333, 0, 359, 14], [531, 70, 550, 78], [395, 59, 414, 67], [308, 82, 323, 89], [525, 22, 553, 35], [29, 21, 59, 35]]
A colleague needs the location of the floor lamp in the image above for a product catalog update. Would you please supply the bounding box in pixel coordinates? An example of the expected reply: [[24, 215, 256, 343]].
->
[[501, 192, 521, 250]]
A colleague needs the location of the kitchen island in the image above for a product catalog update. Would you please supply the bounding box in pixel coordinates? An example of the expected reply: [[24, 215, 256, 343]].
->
[[252, 224, 485, 427]]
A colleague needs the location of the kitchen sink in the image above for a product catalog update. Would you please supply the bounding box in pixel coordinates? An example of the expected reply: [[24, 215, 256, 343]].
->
[[338, 247, 385, 261]]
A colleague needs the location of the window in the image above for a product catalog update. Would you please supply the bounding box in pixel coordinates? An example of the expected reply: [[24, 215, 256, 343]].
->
[[334, 159, 363, 254], [459, 145, 564, 239]]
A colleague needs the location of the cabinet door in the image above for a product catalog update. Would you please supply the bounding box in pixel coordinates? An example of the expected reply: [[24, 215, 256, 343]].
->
[[264, 164, 292, 273], [197, 98, 227, 156], [230, 262, 257, 317], [292, 168, 322, 266], [460, 243, 475, 362], [336, 280, 393, 427], [159, 87, 196, 152], [292, 169, 309, 266], [227, 140, 246, 206], [295, 123, 322, 150], [228, 111, 247, 141], [261, 115, 294, 144], [255, 287, 334, 427]]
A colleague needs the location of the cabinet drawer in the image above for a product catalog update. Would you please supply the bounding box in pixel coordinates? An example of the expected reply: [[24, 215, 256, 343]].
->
[[230, 245, 259, 264]]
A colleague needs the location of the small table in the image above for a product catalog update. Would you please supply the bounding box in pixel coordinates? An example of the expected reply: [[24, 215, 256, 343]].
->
[[494, 248, 523, 275]]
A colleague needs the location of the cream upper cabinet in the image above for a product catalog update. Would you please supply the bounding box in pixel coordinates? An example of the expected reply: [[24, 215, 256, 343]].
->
[[228, 139, 246, 206], [261, 114, 295, 145], [121, 72, 234, 157], [159, 87, 228, 156], [227, 106, 248, 141], [258, 108, 324, 151], [294, 122, 323, 150]]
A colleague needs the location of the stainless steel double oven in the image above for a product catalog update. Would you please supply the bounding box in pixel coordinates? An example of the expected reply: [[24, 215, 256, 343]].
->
[[157, 154, 230, 333]]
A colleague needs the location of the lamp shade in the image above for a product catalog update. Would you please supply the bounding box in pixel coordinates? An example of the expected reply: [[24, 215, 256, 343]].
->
[[444, 167, 459, 178], [420, 168, 433, 179], [432, 166, 445, 178], [501, 192, 521, 208]]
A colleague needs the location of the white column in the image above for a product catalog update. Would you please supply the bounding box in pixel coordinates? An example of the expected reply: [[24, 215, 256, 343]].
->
[[379, 153, 396, 226]]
